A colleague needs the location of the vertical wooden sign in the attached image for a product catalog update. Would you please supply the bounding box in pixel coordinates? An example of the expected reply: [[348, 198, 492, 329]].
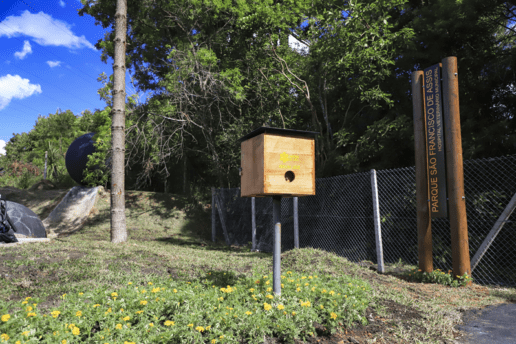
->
[[424, 64, 448, 218]]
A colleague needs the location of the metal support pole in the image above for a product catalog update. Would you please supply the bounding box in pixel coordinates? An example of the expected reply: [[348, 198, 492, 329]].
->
[[371, 169, 385, 273], [272, 195, 282, 296], [252, 197, 256, 251], [442, 56, 471, 285], [211, 187, 216, 242], [44, 151, 47, 180], [293, 197, 299, 249], [412, 70, 433, 273]]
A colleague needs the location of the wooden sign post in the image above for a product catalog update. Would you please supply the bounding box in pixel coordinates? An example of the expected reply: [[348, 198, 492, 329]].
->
[[412, 57, 471, 285], [239, 127, 318, 295]]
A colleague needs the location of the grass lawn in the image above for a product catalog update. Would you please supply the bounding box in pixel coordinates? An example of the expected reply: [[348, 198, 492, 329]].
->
[[1, 188, 515, 343]]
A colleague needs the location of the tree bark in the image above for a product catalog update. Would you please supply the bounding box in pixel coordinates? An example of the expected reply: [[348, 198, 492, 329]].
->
[[110, 0, 128, 244]]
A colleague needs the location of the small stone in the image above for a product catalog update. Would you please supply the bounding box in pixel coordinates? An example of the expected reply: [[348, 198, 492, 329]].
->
[[348, 337, 360, 344]]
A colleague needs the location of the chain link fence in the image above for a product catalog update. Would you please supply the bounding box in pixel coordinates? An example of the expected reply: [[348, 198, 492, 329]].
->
[[212, 154, 516, 288]]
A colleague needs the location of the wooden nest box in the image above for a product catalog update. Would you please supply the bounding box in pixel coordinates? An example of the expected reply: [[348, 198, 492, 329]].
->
[[238, 127, 318, 197]]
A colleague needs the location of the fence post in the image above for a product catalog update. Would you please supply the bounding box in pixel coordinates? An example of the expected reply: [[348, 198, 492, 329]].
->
[[371, 170, 385, 273], [294, 197, 299, 249], [252, 197, 256, 251], [211, 187, 216, 242], [442, 56, 471, 285], [412, 70, 433, 273], [44, 151, 48, 180]]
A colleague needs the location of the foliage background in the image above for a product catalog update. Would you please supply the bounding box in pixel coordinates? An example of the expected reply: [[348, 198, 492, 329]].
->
[[0, 0, 514, 205]]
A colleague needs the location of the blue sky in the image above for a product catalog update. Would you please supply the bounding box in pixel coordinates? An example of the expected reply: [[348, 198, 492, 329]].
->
[[0, 0, 310, 157], [0, 0, 153, 156]]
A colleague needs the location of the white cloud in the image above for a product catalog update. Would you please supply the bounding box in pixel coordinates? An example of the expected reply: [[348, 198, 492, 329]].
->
[[14, 40, 32, 59], [46, 60, 61, 68], [0, 10, 96, 50], [0, 140, 6, 156], [59, 0, 66, 7], [0, 74, 42, 111]]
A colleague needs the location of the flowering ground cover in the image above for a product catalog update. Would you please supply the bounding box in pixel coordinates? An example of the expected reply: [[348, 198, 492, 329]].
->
[[1, 188, 515, 343]]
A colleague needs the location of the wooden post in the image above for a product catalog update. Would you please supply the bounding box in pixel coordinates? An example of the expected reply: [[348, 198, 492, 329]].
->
[[412, 71, 433, 273], [442, 56, 471, 286]]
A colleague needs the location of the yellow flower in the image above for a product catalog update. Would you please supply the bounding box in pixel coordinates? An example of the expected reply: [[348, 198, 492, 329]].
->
[[164, 320, 175, 326], [61, 340, 66, 344], [211, 340, 217, 344], [220, 335, 225, 339], [111, 292, 118, 297], [264, 303, 272, 311], [149, 323, 154, 327], [141, 289, 146, 293], [281, 284, 284, 288], [267, 287, 272, 292], [329, 291, 335, 295], [128, 282, 133, 285], [173, 289, 177, 293], [322, 289, 327, 293], [263, 275, 268, 279], [22, 331, 29, 336], [116, 324, 123, 329], [72, 327, 80, 335], [195, 326, 205, 332], [245, 311, 252, 315], [76, 311, 82, 317], [27, 312, 37, 317], [21, 301, 28, 304], [265, 281, 270, 285], [320, 305, 324, 309], [292, 311, 296, 316], [93, 304, 100, 308], [26, 306, 33, 312], [249, 288, 255, 292], [136, 310, 144, 314], [311, 287, 316, 291], [309, 276, 313, 279], [305, 283, 309, 286], [206, 325, 211, 331], [296, 287, 301, 292], [140, 300, 148, 305], [151, 287, 160, 293], [79, 292, 84, 296], [148, 282, 153, 285], [123, 316, 130, 321], [277, 304, 284, 310], [266, 294, 274, 299], [1, 314, 10, 322], [0, 334, 8, 341], [187, 323, 194, 327], [330, 312, 338, 320]]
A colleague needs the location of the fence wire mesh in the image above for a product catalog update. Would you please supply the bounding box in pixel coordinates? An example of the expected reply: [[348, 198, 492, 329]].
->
[[212, 154, 516, 288]]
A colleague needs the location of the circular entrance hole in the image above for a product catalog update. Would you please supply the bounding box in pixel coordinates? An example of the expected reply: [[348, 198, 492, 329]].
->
[[285, 171, 295, 183]]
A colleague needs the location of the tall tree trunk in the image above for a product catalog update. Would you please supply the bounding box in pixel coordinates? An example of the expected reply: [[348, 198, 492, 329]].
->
[[110, 0, 127, 244]]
